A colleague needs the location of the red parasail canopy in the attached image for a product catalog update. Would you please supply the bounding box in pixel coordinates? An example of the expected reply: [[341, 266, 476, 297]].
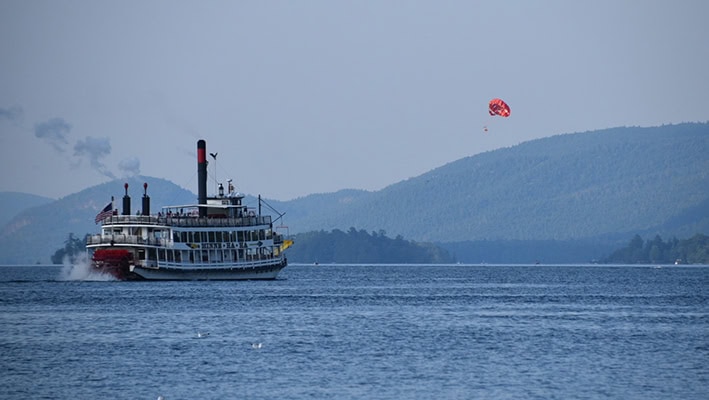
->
[[488, 98, 511, 117]]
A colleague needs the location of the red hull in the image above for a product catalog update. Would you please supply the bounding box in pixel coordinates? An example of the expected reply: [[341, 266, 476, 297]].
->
[[91, 249, 141, 280]]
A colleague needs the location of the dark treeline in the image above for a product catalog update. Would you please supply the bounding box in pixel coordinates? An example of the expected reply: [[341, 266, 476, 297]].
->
[[51, 231, 709, 266], [289, 228, 455, 264], [603, 233, 709, 264], [51, 233, 86, 264]]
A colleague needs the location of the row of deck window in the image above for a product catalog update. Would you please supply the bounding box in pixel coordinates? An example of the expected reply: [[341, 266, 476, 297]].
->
[[171, 229, 272, 243], [139, 247, 276, 264]]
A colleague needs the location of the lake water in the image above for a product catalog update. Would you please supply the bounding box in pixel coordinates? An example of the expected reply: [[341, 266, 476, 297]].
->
[[1, 263, 707, 399]]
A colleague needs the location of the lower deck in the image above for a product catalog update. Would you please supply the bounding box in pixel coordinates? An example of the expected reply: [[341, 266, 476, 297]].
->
[[90, 245, 287, 280]]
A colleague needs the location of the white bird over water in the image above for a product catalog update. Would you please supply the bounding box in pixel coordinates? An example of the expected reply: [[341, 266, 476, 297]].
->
[[251, 342, 263, 349], [196, 332, 210, 338]]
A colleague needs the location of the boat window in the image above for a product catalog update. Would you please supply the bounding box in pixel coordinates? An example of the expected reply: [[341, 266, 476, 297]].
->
[[181, 232, 188, 242], [208, 231, 215, 242], [173, 232, 180, 242], [200, 232, 208, 243]]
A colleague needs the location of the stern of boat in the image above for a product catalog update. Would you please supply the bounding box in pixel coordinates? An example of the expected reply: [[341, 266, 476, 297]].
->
[[91, 248, 141, 280]]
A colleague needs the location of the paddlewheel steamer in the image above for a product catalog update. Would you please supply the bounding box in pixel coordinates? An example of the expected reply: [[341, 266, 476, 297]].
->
[[86, 140, 292, 280]]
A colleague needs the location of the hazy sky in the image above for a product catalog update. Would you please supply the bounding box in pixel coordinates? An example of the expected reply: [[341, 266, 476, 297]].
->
[[1, 0, 707, 201]]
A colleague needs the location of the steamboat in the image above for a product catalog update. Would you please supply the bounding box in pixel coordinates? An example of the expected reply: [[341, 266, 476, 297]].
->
[[86, 140, 292, 280]]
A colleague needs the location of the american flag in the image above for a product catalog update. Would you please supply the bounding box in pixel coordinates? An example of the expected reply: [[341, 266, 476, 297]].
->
[[95, 202, 113, 224]]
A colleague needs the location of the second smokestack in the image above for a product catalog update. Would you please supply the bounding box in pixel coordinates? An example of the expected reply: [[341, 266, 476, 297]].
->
[[197, 139, 207, 217]]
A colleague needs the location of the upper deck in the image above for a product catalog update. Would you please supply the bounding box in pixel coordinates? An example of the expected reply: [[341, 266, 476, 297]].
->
[[99, 213, 273, 229]]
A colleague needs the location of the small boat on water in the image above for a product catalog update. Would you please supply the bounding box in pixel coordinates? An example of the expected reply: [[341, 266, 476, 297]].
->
[[86, 139, 293, 280]]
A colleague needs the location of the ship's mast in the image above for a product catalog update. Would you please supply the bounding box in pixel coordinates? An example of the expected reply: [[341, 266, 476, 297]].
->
[[210, 152, 218, 196]]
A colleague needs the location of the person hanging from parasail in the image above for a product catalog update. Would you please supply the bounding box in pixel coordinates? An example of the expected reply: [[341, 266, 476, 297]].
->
[[484, 98, 510, 132]]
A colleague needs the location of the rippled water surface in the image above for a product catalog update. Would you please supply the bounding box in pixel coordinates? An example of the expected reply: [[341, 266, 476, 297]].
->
[[1, 264, 707, 399]]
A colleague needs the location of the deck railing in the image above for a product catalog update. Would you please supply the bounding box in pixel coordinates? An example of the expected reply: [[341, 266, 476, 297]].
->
[[87, 233, 285, 250], [100, 215, 272, 227]]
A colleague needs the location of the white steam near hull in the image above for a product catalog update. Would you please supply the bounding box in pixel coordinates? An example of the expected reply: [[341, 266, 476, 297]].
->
[[59, 253, 117, 281]]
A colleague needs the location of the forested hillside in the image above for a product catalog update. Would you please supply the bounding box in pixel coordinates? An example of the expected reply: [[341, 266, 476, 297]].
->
[[0, 192, 53, 227], [282, 123, 709, 243]]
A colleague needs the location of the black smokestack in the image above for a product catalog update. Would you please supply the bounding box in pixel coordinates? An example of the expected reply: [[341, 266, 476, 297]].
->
[[122, 183, 131, 216], [197, 140, 207, 217], [142, 182, 150, 216]]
